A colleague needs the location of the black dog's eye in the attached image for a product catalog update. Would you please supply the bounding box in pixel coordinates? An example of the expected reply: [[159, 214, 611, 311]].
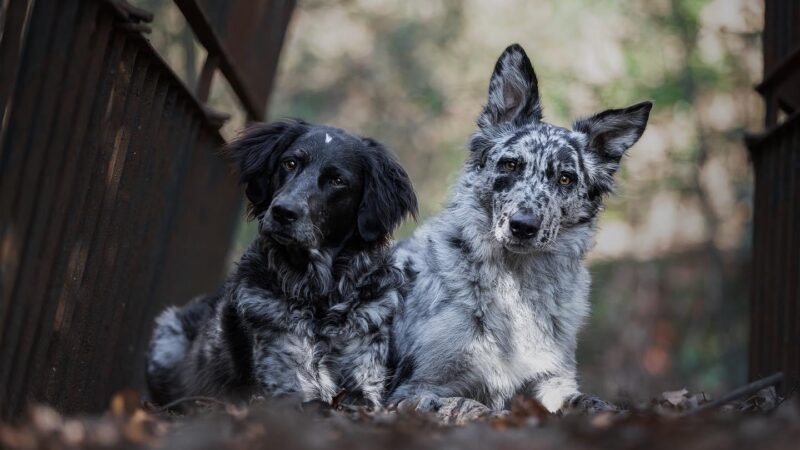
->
[[500, 160, 520, 172], [558, 172, 575, 186], [330, 176, 347, 187], [282, 158, 298, 171]]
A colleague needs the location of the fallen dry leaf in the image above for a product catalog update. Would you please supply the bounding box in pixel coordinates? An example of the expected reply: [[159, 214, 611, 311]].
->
[[662, 388, 690, 407]]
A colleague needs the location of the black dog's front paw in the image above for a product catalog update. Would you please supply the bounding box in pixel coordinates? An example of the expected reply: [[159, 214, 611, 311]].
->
[[301, 398, 331, 409], [563, 394, 618, 415], [333, 389, 383, 411]]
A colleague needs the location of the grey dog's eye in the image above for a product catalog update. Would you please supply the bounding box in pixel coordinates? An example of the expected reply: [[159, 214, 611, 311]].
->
[[282, 159, 297, 171], [559, 173, 574, 186], [501, 160, 519, 172]]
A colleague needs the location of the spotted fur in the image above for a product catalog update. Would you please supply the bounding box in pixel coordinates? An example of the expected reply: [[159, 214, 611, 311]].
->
[[387, 44, 651, 413], [146, 121, 417, 408]]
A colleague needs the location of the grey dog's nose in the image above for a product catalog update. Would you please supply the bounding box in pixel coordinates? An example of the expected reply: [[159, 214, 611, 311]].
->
[[271, 202, 301, 225], [509, 211, 541, 239]]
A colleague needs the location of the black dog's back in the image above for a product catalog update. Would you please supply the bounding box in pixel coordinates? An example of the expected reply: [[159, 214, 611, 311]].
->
[[179, 290, 223, 340], [146, 290, 223, 405]]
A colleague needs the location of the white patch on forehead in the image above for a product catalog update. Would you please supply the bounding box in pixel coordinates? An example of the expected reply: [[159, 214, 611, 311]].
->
[[325, 133, 333, 144]]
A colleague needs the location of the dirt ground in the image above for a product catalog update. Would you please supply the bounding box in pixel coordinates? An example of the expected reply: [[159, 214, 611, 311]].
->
[[1, 388, 797, 450]]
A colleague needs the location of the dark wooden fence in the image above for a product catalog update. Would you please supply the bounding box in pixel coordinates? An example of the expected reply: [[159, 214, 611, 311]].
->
[[0, 0, 294, 417], [747, 0, 800, 393]]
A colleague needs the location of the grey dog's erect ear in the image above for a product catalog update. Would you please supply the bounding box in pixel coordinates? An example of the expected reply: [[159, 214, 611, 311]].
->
[[573, 101, 652, 197], [573, 101, 652, 164], [572, 102, 653, 166], [478, 43, 542, 129]]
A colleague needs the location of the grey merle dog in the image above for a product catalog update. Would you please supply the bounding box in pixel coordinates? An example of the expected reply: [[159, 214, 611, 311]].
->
[[146, 120, 417, 408], [387, 44, 651, 413]]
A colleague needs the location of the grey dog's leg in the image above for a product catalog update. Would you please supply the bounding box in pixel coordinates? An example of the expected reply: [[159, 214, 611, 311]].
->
[[524, 373, 617, 414], [526, 372, 580, 413]]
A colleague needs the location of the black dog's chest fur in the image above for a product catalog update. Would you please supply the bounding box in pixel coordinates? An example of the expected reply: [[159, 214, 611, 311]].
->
[[223, 240, 402, 403], [234, 242, 399, 336], [250, 288, 382, 340]]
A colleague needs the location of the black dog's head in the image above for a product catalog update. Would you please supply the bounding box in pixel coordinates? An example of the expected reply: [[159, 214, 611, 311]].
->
[[468, 44, 651, 253], [227, 120, 417, 251]]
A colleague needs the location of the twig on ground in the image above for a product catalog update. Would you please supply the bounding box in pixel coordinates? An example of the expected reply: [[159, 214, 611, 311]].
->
[[682, 372, 785, 416]]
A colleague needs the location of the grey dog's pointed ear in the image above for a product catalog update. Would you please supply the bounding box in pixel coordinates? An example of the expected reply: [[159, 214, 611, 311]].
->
[[478, 44, 542, 129], [573, 101, 652, 197], [573, 101, 652, 169]]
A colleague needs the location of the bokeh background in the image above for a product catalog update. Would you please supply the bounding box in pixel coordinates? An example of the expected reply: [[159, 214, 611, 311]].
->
[[138, 0, 763, 400]]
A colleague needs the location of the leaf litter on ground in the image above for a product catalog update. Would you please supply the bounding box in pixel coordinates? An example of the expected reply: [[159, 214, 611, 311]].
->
[[1, 386, 797, 450]]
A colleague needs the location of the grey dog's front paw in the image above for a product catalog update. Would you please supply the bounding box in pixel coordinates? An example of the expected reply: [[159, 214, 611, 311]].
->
[[563, 394, 618, 415], [397, 393, 444, 413], [436, 397, 492, 425], [397, 395, 491, 425]]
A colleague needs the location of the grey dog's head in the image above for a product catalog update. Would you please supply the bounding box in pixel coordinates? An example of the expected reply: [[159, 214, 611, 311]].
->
[[467, 44, 652, 254]]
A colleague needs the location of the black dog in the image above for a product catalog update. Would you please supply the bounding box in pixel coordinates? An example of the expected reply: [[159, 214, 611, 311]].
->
[[146, 120, 417, 408]]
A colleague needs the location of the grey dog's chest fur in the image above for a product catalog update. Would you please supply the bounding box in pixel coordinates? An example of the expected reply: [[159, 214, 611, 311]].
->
[[389, 189, 591, 409]]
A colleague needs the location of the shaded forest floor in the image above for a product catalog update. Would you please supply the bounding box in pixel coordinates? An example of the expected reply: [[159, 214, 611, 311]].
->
[[1, 387, 797, 450]]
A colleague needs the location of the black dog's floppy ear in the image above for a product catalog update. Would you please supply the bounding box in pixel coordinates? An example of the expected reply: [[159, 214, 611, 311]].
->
[[357, 138, 418, 243], [573, 101, 652, 196], [478, 43, 542, 129], [225, 119, 307, 217]]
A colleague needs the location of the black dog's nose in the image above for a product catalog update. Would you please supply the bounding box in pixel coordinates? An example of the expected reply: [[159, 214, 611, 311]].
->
[[509, 212, 541, 239], [271, 203, 301, 225]]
